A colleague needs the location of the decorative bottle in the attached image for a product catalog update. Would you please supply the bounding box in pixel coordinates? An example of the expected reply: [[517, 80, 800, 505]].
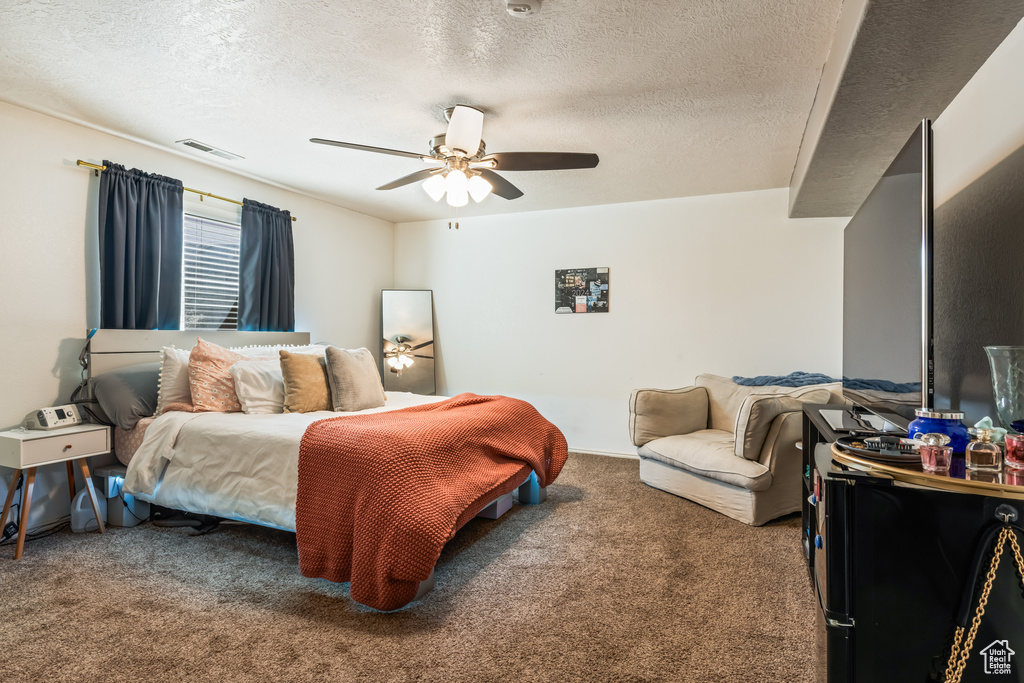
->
[[907, 409, 970, 454], [966, 428, 1002, 471]]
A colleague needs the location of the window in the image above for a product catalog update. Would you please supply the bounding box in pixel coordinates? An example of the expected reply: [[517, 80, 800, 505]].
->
[[181, 213, 240, 330]]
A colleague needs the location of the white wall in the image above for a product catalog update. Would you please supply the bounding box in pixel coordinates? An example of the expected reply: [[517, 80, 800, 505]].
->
[[0, 102, 394, 532], [394, 189, 846, 455], [933, 18, 1024, 206]]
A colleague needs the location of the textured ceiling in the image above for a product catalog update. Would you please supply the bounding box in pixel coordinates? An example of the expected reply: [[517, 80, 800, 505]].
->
[[789, 0, 1024, 218], [0, 0, 843, 223]]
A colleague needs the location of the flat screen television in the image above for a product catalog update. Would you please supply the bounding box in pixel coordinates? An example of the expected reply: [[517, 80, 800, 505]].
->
[[932, 128, 1024, 426], [842, 120, 933, 428]]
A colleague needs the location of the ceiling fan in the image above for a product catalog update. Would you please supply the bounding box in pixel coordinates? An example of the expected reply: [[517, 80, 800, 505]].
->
[[383, 336, 433, 374], [311, 105, 600, 207]]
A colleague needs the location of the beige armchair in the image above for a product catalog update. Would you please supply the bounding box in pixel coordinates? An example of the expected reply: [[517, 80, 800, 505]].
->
[[629, 374, 841, 526]]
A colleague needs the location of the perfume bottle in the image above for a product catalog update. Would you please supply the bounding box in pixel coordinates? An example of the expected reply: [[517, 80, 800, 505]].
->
[[966, 428, 1002, 471], [907, 410, 970, 453], [918, 433, 952, 472], [1005, 433, 1024, 470]]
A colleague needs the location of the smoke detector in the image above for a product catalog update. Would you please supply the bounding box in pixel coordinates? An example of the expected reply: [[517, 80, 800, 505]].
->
[[175, 138, 244, 161], [506, 0, 541, 16]]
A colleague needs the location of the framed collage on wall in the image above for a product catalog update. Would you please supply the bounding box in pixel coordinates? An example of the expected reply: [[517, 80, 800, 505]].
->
[[555, 267, 609, 314]]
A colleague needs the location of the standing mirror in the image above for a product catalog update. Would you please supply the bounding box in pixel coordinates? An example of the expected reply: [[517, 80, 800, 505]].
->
[[381, 289, 435, 395]]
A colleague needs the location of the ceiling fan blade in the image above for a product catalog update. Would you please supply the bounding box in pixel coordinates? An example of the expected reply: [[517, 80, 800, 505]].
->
[[411, 354, 434, 359], [478, 169, 524, 200], [445, 105, 484, 157], [310, 138, 426, 160], [409, 340, 434, 351], [376, 169, 440, 191], [481, 152, 600, 171]]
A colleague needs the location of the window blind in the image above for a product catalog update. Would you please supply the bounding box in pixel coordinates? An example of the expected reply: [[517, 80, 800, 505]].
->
[[181, 214, 240, 330]]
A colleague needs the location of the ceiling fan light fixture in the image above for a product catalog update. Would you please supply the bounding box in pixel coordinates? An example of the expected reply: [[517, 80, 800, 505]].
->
[[468, 174, 492, 202], [445, 169, 468, 193], [446, 187, 469, 207], [385, 338, 416, 374], [422, 174, 446, 201]]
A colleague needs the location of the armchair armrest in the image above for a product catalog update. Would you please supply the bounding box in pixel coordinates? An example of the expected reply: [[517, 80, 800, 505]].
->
[[629, 386, 709, 447], [758, 411, 803, 471], [733, 387, 832, 460]]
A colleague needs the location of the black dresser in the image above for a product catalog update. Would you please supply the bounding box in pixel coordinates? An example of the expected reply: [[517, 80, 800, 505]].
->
[[802, 405, 1024, 683]]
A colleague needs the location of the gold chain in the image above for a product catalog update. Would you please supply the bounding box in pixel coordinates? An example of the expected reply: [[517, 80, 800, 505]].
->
[[951, 530, 1005, 681], [1010, 530, 1024, 578], [945, 626, 965, 681], [943, 527, 1020, 683]]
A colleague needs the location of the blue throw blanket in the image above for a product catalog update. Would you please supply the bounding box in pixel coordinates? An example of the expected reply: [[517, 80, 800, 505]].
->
[[842, 378, 921, 393], [732, 371, 920, 394], [732, 371, 836, 387]]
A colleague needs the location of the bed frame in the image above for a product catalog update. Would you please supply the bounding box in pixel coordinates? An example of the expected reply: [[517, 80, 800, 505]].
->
[[88, 329, 313, 377], [87, 329, 546, 607]]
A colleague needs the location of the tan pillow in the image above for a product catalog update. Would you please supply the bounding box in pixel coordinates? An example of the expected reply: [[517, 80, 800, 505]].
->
[[324, 346, 386, 412], [280, 350, 332, 413]]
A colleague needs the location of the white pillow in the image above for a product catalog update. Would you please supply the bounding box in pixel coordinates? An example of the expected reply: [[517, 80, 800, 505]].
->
[[230, 358, 286, 414], [155, 346, 192, 415]]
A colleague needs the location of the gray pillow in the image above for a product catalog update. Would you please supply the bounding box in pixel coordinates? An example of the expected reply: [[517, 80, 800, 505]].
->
[[324, 346, 386, 412], [91, 362, 161, 430]]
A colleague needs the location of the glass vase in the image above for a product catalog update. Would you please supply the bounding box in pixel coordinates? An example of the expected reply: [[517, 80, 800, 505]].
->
[[985, 346, 1024, 433]]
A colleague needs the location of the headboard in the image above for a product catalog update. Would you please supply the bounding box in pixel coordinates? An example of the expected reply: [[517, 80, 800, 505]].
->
[[88, 330, 312, 378]]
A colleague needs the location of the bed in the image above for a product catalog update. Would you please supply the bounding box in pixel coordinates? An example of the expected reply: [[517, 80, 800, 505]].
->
[[88, 330, 567, 610]]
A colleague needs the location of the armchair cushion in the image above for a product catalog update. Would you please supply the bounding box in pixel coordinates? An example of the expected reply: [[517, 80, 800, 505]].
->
[[695, 374, 764, 431], [733, 387, 832, 460], [629, 386, 709, 447], [639, 431, 772, 492]]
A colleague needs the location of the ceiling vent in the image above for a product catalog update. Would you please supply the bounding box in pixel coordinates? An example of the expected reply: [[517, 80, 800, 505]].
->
[[175, 139, 244, 161]]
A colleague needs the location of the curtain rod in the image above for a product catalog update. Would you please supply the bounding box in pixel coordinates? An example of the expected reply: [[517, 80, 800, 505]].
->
[[76, 160, 297, 222]]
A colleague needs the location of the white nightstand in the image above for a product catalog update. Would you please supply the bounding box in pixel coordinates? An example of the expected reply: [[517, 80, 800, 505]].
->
[[0, 424, 111, 559]]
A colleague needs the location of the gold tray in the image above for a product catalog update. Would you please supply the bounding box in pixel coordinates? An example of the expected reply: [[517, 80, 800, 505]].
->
[[831, 443, 1024, 500]]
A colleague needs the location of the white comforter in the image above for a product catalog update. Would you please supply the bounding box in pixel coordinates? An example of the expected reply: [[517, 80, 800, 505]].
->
[[124, 392, 446, 531]]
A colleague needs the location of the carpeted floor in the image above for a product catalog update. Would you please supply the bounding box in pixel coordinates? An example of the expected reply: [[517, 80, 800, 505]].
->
[[0, 453, 816, 682]]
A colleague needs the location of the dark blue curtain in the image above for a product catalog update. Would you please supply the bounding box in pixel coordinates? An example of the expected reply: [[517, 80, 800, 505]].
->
[[239, 199, 295, 331], [98, 161, 184, 329]]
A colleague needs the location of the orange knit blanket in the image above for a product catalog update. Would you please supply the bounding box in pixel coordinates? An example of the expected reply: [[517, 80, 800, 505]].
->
[[295, 393, 568, 611]]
